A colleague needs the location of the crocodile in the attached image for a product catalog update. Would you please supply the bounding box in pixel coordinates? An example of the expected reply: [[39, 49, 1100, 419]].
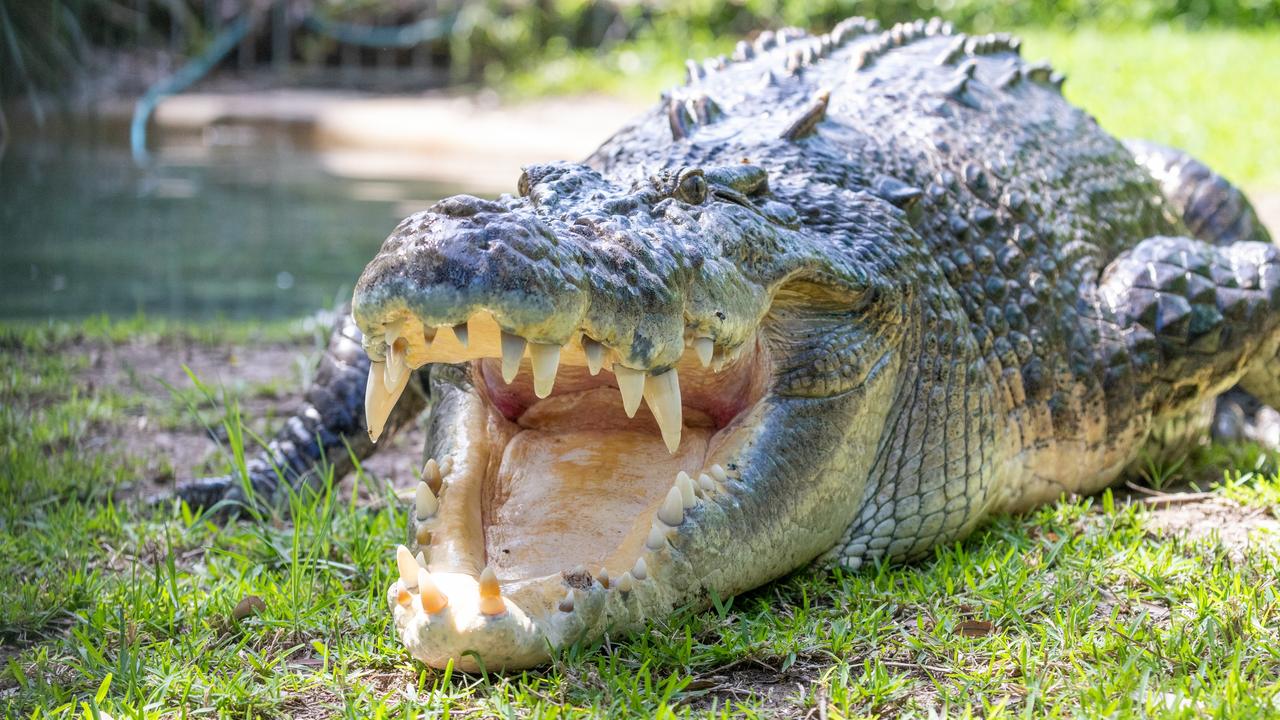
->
[[174, 17, 1277, 671]]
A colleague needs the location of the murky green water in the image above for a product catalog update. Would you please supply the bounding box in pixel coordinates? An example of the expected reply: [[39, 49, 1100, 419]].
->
[[0, 135, 462, 320]]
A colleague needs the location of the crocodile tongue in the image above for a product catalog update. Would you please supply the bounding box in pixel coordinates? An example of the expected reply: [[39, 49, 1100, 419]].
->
[[385, 321, 769, 671], [484, 386, 712, 580]]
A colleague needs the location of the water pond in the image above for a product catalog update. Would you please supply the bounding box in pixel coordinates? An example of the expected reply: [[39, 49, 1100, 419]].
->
[[1, 133, 462, 321]]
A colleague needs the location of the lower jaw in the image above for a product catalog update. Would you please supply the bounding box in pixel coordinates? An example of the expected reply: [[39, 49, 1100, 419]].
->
[[389, 370, 754, 671]]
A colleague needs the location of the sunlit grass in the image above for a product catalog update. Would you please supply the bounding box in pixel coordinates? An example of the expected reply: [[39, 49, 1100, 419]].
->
[[2, 319, 1280, 717], [1019, 28, 1280, 189], [505, 27, 1280, 189]]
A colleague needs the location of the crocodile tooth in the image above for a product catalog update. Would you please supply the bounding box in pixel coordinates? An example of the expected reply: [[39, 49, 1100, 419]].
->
[[710, 464, 728, 482], [616, 571, 635, 593], [692, 337, 714, 367], [422, 458, 442, 493], [477, 566, 505, 616], [416, 551, 427, 568], [558, 589, 575, 613], [396, 545, 419, 589], [633, 557, 648, 581], [657, 486, 684, 526], [582, 337, 606, 375], [613, 365, 645, 417], [643, 369, 683, 454], [597, 567, 611, 589], [675, 471, 697, 509], [415, 523, 431, 546], [396, 585, 412, 606], [451, 322, 469, 348], [417, 567, 448, 613], [415, 481, 437, 520], [500, 331, 526, 383], [366, 360, 409, 443], [384, 340, 408, 391], [646, 521, 668, 550], [529, 342, 561, 398], [698, 472, 716, 492]]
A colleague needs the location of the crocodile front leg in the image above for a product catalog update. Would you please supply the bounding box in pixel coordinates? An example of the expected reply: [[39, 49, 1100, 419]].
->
[[1095, 235, 1280, 463], [1125, 141, 1280, 447]]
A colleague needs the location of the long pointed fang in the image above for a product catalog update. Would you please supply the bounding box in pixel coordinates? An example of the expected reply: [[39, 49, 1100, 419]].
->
[[415, 481, 437, 520], [657, 486, 684, 526], [582, 337, 606, 375], [500, 332, 526, 383], [633, 557, 648, 580], [558, 589, 575, 613], [675, 471, 697, 509], [396, 545, 419, 589], [646, 522, 669, 550], [643, 369, 683, 454], [617, 571, 634, 593], [384, 340, 408, 391], [614, 365, 644, 417], [417, 568, 448, 613], [692, 337, 714, 367], [478, 567, 505, 616], [529, 342, 561, 398], [597, 567, 611, 589], [422, 458, 442, 494], [366, 360, 410, 443]]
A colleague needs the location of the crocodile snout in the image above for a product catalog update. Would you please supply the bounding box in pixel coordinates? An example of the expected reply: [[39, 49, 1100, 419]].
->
[[354, 196, 591, 349]]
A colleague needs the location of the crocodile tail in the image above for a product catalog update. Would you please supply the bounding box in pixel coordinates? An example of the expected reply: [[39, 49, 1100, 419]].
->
[[1125, 139, 1272, 246]]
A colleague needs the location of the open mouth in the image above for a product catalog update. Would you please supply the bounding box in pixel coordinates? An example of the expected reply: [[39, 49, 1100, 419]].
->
[[365, 311, 770, 668]]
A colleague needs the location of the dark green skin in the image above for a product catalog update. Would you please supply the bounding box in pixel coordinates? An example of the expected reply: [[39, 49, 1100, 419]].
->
[[178, 19, 1276, 644]]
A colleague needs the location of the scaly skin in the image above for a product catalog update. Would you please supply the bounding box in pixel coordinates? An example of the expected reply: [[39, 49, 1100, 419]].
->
[[176, 17, 1278, 670]]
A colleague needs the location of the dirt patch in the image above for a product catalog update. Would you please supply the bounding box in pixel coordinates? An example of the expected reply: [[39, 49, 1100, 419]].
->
[[81, 336, 307, 397], [679, 661, 812, 717], [67, 334, 425, 503], [1139, 496, 1280, 560]]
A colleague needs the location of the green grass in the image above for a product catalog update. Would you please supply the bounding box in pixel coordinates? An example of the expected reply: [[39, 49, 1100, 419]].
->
[[504, 27, 1280, 189], [1019, 28, 1280, 189], [3, 318, 1280, 717]]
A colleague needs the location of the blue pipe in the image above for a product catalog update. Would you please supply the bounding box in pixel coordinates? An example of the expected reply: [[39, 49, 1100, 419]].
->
[[130, 9, 460, 167], [130, 14, 251, 165], [302, 14, 454, 48]]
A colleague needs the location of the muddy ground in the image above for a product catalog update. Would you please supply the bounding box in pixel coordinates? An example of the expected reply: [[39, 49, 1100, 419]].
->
[[77, 333, 425, 506]]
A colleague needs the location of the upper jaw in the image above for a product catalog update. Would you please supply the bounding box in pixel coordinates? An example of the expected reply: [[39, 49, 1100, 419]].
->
[[351, 183, 775, 373]]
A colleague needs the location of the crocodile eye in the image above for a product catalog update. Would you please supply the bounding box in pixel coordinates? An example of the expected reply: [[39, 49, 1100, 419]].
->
[[675, 171, 707, 204]]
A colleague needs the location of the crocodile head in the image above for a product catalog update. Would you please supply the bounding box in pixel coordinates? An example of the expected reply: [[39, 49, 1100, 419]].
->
[[352, 160, 919, 670]]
